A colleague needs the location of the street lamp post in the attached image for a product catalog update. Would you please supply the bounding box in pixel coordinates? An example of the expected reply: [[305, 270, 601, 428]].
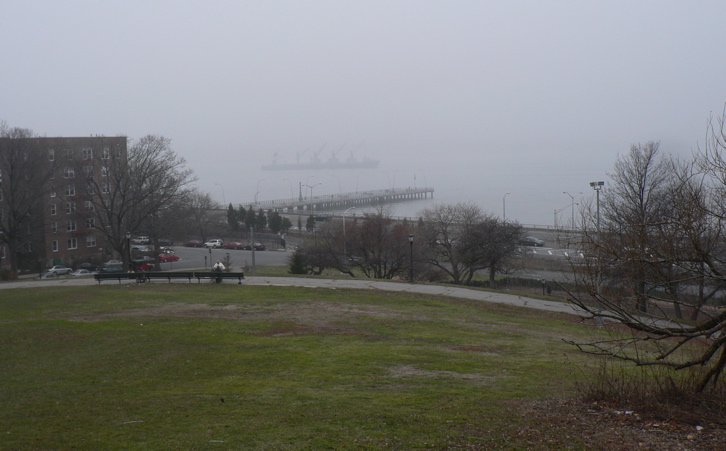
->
[[252, 179, 265, 273], [215, 183, 226, 206], [563, 191, 582, 230], [502, 193, 510, 221], [409, 234, 414, 283], [125, 231, 131, 272], [343, 207, 355, 258], [590, 181, 605, 325]]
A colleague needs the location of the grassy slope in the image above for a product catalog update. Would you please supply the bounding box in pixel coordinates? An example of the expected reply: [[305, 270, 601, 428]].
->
[[0, 284, 599, 449]]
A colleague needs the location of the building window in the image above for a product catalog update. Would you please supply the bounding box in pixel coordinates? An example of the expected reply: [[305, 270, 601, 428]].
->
[[67, 220, 77, 232], [66, 202, 76, 214], [86, 217, 95, 229], [82, 148, 92, 160], [86, 235, 96, 247], [65, 149, 74, 160], [101, 166, 109, 177], [102, 147, 110, 160], [50, 187, 56, 198], [50, 203, 57, 215], [51, 222, 57, 233], [85, 201, 95, 212], [64, 167, 75, 178], [83, 166, 93, 176], [67, 238, 78, 250], [52, 240, 59, 252], [48, 149, 55, 161], [86, 183, 95, 195], [102, 182, 110, 193], [65, 184, 75, 196]]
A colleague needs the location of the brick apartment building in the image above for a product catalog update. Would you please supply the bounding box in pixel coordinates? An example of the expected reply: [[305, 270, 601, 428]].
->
[[0, 136, 127, 271]]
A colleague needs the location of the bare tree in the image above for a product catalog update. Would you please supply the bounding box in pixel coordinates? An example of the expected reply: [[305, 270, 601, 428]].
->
[[78, 135, 195, 269], [420, 203, 521, 285], [183, 190, 219, 243], [568, 127, 726, 391], [420, 203, 484, 284], [345, 206, 414, 279], [0, 125, 53, 271], [457, 215, 523, 285]]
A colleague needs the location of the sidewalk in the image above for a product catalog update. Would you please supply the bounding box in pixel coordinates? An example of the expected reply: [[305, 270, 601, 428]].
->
[[0, 275, 583, 316]]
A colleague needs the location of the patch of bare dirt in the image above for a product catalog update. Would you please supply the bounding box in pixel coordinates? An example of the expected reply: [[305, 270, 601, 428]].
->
[[509, 398, 726, 450]]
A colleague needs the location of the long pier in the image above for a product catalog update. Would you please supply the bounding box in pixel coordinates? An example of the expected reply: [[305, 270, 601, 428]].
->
[[248, 187, 434, 212]]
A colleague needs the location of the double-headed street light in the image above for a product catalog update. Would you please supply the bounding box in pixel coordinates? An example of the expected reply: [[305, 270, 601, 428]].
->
[[563, 191, 582, 229]]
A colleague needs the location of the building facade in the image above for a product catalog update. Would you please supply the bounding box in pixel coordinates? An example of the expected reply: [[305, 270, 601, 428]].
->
[[0, 136, 127, 271]]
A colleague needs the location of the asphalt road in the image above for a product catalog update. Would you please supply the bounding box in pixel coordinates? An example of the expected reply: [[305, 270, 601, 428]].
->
[[163, 245, 291, 271]]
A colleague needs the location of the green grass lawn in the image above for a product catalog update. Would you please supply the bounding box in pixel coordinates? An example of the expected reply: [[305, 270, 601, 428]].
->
[[0, 284, 599, 449]]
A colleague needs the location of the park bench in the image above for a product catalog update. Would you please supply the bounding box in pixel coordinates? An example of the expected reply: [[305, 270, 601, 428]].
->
[[144, 272, 195, 283], [94, 272, 147, 284], [193, 271, 245, 284], [94, 271, 244, 284]]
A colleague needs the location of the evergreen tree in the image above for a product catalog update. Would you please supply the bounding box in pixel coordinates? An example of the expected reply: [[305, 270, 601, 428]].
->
[[227, 203, 239, 231], [288, 248, 307, 274], [245, 207, 256, 230], [256, 210, 267, 231], [269, 211, 282, 234]]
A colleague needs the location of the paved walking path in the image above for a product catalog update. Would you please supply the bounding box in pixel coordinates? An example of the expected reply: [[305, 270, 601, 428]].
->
[[0, 275, 584, 316]]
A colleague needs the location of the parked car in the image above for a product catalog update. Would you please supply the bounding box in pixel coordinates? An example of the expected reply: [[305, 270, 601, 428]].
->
[[100, 264, 125, 273], [75, 262, 99, 272], [184, 240, 204, 248], [159, 254, 180, 263], [520, 236, 545, 247], [47, 265, 72, 275], [71, 269, 93, 277], [133, 262, 154, 272], [223, 241, 245, 250], [244, 242, 266, 251], [131, 236, 150, 245], [157, 239, 173, 246], [104, 259, 123, 267], [204, 239, 224, 248], [131, 245, 152, 252]]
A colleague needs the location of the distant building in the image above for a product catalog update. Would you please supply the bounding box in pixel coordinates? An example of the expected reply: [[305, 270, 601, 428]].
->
[[0, 136, 127, 271]]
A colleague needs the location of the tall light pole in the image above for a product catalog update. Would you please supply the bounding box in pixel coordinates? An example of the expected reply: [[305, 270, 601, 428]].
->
[[283, 178, 294, 198], [125, 231, 131, 272], [563, 191, 582, 230], [409, 234, 414, 283], [254, 179, 265, 207], [589, 182, 604, 235], [251, 179, 265, 273], [502, 193, 510, 222], [343, 207, 355, 258], [215, 183, 226, 206], [590, 181, 605, 325], [303, 183, 321, 215]]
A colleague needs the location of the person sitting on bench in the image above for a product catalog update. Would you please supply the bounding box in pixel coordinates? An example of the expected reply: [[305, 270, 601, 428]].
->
[[212, 260, 225, 283]]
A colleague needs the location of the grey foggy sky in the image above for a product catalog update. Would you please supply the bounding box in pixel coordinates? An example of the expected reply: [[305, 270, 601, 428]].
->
[[3, 1, 726, 225]]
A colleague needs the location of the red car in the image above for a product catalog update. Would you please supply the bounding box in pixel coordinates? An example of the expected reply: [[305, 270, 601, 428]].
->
[[244, 242, 266, 251], [223, 241, 245, 250], [134, 263, 154, 272], [159, 254, 180, 263], [184, 240, 204, 248]]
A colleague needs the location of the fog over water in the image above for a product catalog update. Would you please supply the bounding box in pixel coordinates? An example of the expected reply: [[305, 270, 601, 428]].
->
[[3, 2, 726, 226]]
